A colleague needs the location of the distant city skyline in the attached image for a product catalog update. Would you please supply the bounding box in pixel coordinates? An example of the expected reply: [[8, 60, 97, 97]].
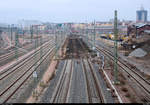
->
[[0, 0, 149, 24]]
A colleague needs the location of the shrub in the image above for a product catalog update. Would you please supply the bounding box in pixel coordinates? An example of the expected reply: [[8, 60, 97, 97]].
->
[[121, 87, 128, 92], [125, 93, 131, 98]]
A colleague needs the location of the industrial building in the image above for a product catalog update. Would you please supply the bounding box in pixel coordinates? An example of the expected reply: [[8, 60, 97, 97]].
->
[[127, 23, 150, 37]]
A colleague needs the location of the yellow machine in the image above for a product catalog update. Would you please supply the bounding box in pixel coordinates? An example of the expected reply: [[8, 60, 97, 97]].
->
[[100, 33, 129, 41], [108, 34, 114, 40]]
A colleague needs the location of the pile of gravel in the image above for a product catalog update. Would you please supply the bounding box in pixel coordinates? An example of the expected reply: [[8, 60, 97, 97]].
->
[[141, 43, 150, 53], [129, 48, 147, 57]]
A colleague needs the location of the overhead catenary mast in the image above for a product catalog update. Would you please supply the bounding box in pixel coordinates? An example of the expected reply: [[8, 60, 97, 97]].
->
[[40, 26, 43, 71], [93, 20, 96, 51], [30, 25, 33, 42], [54, 25, 58, 59], [113, 10, 119, 84], [10, 24, 14, 42], [15, 28, 19, 60]]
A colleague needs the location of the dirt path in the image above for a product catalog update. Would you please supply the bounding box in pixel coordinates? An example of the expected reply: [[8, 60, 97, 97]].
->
[[26, 60, 58, 103]]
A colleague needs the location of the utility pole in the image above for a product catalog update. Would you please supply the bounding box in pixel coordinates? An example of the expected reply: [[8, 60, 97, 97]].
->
[[113, 10, 119, 84]]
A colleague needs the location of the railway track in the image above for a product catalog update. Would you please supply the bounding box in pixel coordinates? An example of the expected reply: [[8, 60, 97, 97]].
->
[[0, 37, 51, 66], [49, 59, 106, 103], [0, 39, 54, 74], [0, 41, 55, 80], [81, 58, 104, 103], [40, 35, 115, 103], [71, 36, 104, 102], [77, 38, 89, 57], [96, 45, 150, 101], [78, 37, 114, 103], [84, 37, 150, 100], [0, 40, 56, 103], [50, 60, 73, 103]]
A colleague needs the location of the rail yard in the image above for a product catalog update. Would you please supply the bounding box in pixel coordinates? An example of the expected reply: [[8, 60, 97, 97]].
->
[[0, 27, 150, 103], [0, 4, 150, 103]]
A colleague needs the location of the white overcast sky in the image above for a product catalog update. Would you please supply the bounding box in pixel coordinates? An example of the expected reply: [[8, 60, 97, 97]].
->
[[0, 0, 149, 24]]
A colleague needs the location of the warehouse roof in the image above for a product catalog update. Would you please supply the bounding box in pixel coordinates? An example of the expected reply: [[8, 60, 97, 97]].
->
[[133, 23, 150, 28], [144, 30, 150, 34]]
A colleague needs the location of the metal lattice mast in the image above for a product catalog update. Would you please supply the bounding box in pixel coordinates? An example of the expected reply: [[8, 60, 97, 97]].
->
[[22, 27, 25, 42], [61, 28, 63, 43], [40, 27, 43, 68], [86, 22, 88, 46], [8, 25, 10, 39], [33, 25, 38, 79], [56, 28, 59, 58], [114, 10, 119, 84], [34, 26, 37, 70], [30, 25, 33, 42], [37, 26, 39, 48], [10, 24, 13, 42], [91, 21, 94, 49], [87, 23, 89, 47], [93, 20, 96, 50], [15, 28, 19, 60], [54, 27, 58, 59]]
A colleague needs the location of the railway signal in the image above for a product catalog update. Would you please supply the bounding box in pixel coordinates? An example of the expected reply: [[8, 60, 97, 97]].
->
[[33, 71, 38, 78]]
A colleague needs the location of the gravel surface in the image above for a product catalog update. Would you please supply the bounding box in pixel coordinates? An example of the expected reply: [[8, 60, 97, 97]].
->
[[129, 48, 147, 57], [8, 48, 55, 103], [39, 58, 114, 103], [83, 59, 101, 103], [91, 60, 115, 103], [40, 60, 65, 103], [67, 59, 88, 103], [0, 44, 53, 93], [0, 43, 54, 103]]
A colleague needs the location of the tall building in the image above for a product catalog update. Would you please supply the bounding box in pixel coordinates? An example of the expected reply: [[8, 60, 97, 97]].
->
[[136, 6, 148, 22]]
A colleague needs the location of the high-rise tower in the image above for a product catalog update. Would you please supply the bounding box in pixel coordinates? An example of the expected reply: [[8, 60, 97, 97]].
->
[[136, 6, 148, 22]]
